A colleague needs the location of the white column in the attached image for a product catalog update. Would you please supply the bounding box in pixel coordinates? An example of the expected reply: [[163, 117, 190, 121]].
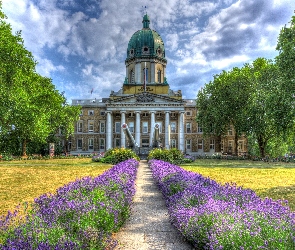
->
[[151, 62, 155, 83], [150, 111, 156, 147], [178, 111, 185, 152], [120, 111, 126, 148], [165, 111, 170, 149], [106, 111, 112, 150], [135, 111, 141, 146]]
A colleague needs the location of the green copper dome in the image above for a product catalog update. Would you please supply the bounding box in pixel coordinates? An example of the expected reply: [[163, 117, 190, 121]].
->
[[126, 14, 166, 61]]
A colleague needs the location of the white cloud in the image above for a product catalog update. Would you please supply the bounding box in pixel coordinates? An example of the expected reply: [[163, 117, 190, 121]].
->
[[166, 33, 179, 51], [2, 0, 294, 100], [36, 58, 65, 77], [211, 55, 250, 70]]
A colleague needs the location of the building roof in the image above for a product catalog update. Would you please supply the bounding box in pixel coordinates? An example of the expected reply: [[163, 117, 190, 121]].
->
[[126, 14, 166, 61]]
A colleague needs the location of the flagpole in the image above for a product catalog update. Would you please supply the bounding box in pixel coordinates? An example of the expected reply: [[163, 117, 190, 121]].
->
[[144, 62, 146, 92]]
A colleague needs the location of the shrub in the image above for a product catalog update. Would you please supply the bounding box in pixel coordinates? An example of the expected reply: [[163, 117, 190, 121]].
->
[[98, 148, 140, 165], [92, 152, 105, 162], [183, 155, 194, 163], [147, 148, 185, 165]]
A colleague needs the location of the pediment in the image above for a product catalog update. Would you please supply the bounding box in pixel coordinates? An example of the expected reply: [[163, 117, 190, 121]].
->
[[108, 92, 184, 104]]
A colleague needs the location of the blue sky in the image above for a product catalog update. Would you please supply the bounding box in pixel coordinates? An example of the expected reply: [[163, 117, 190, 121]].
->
[[2, 0, 294, 101]]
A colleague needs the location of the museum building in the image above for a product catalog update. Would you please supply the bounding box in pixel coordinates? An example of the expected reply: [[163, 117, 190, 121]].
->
[[69, 14, 247, 156]]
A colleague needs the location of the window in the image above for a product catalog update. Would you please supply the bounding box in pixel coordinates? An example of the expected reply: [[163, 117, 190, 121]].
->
[[171, 139, 176, 148], [142, 121, 148, 133], [228, 140, 234, 153], [100, 121, 105, 133], [142, 112, 149, 118], [197, 124, 203, 133], [129, 122, 134, 133], [88, 121, 94, 132], [210, 139, 215, 150], [129, 69, 134, 83], [100, 139, 105, 150], [186, 123, 191, 133], [157, 69, 161, 83], [77, 139, 82, 150], [100, 111, 105, 116], [88, 110, 94, 116], [129, 112, 134, 117], [77, 121, 83, 133], [238, 140, 244, 153], [79, 110, 83, 116], [115, 138, 120, 148], [228, 126, 233, 135], [142, 47, 149, 54], [186, 111, 191, 116], [198, 139, 203, 150], [157, 48, 162, 55], [88, 138, 94, 150], [170, 122, 176, 133], [186, 139, 191, 150], [115, 122, 121, 134], [171, 112, 176, 118], [156, 112, 162, 117]]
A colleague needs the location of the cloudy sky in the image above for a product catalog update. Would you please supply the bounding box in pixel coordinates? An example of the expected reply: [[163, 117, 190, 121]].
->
[[2, 0, 294, 101]]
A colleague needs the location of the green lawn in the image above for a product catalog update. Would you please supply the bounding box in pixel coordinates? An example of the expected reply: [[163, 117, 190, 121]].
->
[[181, 159, 295, 210], [0, 158, 112, 216], [1, 158, 295, 217]]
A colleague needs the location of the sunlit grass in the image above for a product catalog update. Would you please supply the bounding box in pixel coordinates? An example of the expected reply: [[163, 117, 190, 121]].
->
[[182, 159, 295, 210], [0, 158, 112, 215]]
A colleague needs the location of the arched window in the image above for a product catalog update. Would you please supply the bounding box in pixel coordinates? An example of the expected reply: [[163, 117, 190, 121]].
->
[[157, 69, 161, 83], [129, 69, 134, 83]]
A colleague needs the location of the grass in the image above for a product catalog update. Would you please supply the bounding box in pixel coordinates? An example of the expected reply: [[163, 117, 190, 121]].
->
[[0, 158, 112, 216], [181, 159, 295, 210]]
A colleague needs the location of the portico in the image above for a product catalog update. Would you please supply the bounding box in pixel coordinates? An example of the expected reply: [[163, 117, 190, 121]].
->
[[105, 92, 186, 151]]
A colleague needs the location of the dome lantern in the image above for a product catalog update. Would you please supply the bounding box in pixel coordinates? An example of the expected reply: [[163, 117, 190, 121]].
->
[[142, 14, 150, 29], [124, 15, 168, 90]]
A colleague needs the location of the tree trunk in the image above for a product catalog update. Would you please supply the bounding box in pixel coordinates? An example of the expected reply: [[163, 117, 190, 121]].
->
[[257, 135, 267, 158], [22, 139, 27, 157], [234, 133, 238, 156]]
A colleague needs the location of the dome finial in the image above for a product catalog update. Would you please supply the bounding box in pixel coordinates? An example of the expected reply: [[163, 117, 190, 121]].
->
[[142, 7, 150, 29]]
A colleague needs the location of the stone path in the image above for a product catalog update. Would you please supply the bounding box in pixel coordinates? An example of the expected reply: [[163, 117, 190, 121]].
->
[[114, 160, 194, 250]]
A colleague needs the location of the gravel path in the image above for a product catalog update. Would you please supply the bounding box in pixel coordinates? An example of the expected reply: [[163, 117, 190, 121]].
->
[[114, 160, 194, 250]]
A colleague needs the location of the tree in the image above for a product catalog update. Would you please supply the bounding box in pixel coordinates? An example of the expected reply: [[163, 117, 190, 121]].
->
[[196, 58, 286, 158], [0, 5, 36, 136], [0, 3, 80, 156], [276, 14, 295, 139], [244, 58, 284, 158], [196, 67, 250, 155]]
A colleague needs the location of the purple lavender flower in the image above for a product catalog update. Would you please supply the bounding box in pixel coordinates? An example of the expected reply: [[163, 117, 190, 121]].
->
[[0, 159, 139, 249], [149, 159, 295, 249]]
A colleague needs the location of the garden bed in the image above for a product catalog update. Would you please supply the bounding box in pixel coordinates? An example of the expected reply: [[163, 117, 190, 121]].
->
[[0, 159, 139, 249], [149, 159, 295, 249]]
